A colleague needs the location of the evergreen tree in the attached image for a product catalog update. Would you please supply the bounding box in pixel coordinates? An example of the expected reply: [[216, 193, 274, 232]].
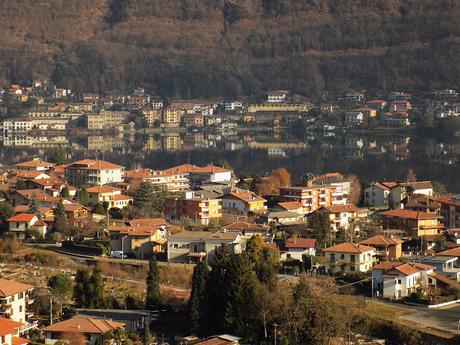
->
[[77, 188, 90, 206], [255, 248, 278, 288], [61, 187, 69, 198], [27, 194, 41, 218], [0, 202, 14, 232], [134, 181, 168, 216], [48, 273, 73, 316], [89, 267, 104, 308], [188, 262, 209, 335], [53, 201, 70, 236], [92, 203, 106, 215], [74, 269, 91, 307], [49, 147, 68, 165], [145, 256, 162, 309]]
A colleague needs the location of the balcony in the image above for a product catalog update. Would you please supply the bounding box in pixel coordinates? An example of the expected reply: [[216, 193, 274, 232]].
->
[[19, 321, 38, 334]]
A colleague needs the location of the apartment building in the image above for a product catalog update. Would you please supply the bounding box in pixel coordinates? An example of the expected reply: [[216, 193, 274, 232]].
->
[[86, 185, 132, 209], [86, 111, 130, 130], [279, 186, 345, 214], [124, 164, 193, 192], [0, 278, 36, 333], [438, 194, 460, 228], [219, 190, 267, 215], [310, 204, 359, 231], [324, 243, 376, 274], [167, 230, 245, 264], [64, 159, 125, 187], [164, 191, 222, 226], [13, 158, 54, 171], [378, 209, 443, 237], [162, 108, 182, 127]]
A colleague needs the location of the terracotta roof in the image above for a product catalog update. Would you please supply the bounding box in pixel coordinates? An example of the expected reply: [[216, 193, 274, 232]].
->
[[14, 205, 52, 215], [372, 181, 398, 191], [324, 243, 375, 253], [66, 160, 124, 171], [12, 336, 29, 345], [0, 317, 23, 337], [190, 164, 232, 174], [276, 201, 302, 210], [428, 272, 458, 287], [0, 278, 33, 297], [438, 247, 460, 257], [194, 339, 234, 345], [63, 204, 89, 212], [108, 225, 160, 237], [163, 164, 196, 175], [111, 194, 133, 201], [403, 181, 433, 190], [14, 171, 50, 179], [374, 262, 434, 276], [14, 159, 54, 168], [42, 317, 124, 334], [378, 209, 440, 220], [222, 191, 266, 203], [15, 189, 61, 203], [285, 238, 316, 249], [128, 218, 166, 227], [7, 213, 36, 222], [372, 262, 398, 271], [223, 221, 270, 231], [359, 235, 403, 247], [322, 204, 358, 213], [86, 186, 122, 194]]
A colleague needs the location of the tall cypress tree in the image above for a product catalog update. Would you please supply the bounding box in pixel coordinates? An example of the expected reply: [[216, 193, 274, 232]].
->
[[77, 188, 90, 206], [145, 256, 162, 309], [53, 201, 70, 236], [73, 269, 90, 307], [188, 262, 209, 335], [89, 267, 104, 308], [27, 194, 41, 219]]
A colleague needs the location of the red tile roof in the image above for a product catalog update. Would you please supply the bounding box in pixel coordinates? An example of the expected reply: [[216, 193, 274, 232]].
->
[[86, 186, 122, 194], [324, 243, 375, 253], [0, 278, 33, 297], [359, 235, 403, 247], [223, 221, 270, 231], [322, 204, 358, 213], [42, 317, 124, 334], [428, 272, 458, 287], [0, 317, 23, 337], [276, 201, 302, 210], [128, 218, 167, 227], [285, 238, 316, 249], [7, 213, 36, 222], [378, 209, 440, 220], [66, 160, 124, 171]]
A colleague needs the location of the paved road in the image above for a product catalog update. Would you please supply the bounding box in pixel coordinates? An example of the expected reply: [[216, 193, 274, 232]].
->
[[399, 303, 460, 334]]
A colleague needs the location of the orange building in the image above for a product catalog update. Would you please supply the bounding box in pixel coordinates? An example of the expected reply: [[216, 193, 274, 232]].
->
[[279, 186, 345, 214]]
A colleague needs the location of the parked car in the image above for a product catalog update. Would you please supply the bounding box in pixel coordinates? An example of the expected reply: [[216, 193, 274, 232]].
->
[[110, 251, 127, 259]]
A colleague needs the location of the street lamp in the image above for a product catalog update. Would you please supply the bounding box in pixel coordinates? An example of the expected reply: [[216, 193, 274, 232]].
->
[[273, 322, 278, 345], [121, 235, 128, 260]]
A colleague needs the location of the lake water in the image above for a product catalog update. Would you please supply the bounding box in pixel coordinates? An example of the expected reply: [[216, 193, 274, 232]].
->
[[1, 130, 459, 193]]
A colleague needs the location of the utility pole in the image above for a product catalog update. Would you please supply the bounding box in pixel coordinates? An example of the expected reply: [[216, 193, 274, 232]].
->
[[273, 322, 278, 345], [50, 295, 53, 325], [371, 277, 374, 300]]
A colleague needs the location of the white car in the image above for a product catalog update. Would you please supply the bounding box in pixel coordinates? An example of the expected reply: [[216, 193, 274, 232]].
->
[[110, 251, 127, 259]]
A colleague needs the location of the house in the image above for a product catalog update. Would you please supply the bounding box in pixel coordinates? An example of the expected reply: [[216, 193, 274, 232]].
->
[[324, 243, 376, 274], [390, 100, 411, 112], [189, 165, 233, 188], [64, 160, 125, 187], [86, 186, 133, 209], [164, 191, 222, 226], [75, 309, 151, 334], [366, 100, 387, 110], [345, 111, 364, 126], [310, 204, 359, 232], [13, 206, 54, 221], [128, 218, 167, 228], [26, 178, 77, 198], [221, 221, 271, 240], [14, 171, 51, 180], [9, 190, 61, 207], [183, 113, 204, 128], [0, 278, 36, 333], [108, 224, 167, 258], [280, 238, 316, 261], [194, 335, 241, 345], [371, 262, 457, 300], [363, 182, 398, 207], [219, 190, 266, 215], [63, 204, 90, 228], [258, 211, 305, 226], [6, 214, 47, 239], [279, 185, 345, 214], [438, 194, 460, 228], [359, 236, 403, 261], [414, 256, 460, 282], [0, 317, 29, 345], [167, 230, 246, 264], [42, 317, 124, 345], [267, 90, 289, 103], [378, 209, 443, 238], [403, 194, 441, 213], [272, 201, 304, 215], [13, 159, 54, 172], [446, 228, 460, 244], [390, 181, 433, 209], [124, 164, 193, 192]]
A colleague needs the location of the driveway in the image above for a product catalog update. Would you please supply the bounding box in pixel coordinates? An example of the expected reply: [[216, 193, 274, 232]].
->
[[399, 303, 460, 334]]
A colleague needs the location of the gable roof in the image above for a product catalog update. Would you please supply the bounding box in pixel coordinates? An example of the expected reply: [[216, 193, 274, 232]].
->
[[7, 213, 36, 222], [438, 247, 460, 257], [0, 278, 33, 297], [86, 186, 122, 194], [324, 243, 374, 254], [223, 221, 270, 232], [128, 218, 167, 227], [190, 164, 232, 174], [66, 160, 124, 171], [0, 317, 23, 336], [321, 204, 358, 213], [42, 317, 124, 334], [14, 159, 54, 169], [276, 201, 302, 210], [359, 235, 403, 247], [378, 209, 440, 220], [285, 238, 315, 249], [373, 262, 434, 276], [221, 191, 266, 203], [428, 272, 459, 287]]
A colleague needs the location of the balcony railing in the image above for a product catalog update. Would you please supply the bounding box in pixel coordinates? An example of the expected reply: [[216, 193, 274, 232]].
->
[[19, 321, 38, 334]]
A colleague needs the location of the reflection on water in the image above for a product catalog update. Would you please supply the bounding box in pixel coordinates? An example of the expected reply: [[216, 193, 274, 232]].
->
[[1, 130, 460, 192]]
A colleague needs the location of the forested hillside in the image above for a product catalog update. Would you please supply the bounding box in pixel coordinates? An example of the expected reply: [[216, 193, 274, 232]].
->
[[1, 0, 460, 98]]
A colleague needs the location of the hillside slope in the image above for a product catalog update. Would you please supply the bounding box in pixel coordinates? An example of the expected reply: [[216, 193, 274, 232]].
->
[[1, 0, 460, 98]]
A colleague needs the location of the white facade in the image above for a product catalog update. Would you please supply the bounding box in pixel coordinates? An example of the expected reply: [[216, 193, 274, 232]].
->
[[281, 247, 316, 261], [364, 185, 390, 206]]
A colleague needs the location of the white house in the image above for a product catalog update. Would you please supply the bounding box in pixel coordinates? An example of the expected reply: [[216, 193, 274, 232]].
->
[[280, 238, 316, 261], [267, 90, 288, 103], [371, 262, 448, 300], [189, 165, 233, 187], [324, 243, 376, 274], [6, 213, 48, 239], [0, 317, 29, 345], [345, 111, 364, 126], [64, 159, 125, 187], [389, 181, 433, 209], [364, 182, 397, 207]]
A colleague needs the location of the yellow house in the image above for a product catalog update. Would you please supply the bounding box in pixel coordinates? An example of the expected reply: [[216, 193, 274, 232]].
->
[[108, 225, 167, 258], [378, 209, 443, 237], [162, 108, 181, 127], [247, 103, 308, 113], [220, 191, 267, 214], [86, 185, 133, 209]]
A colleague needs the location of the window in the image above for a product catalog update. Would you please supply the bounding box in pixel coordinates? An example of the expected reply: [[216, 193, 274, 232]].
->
[[350, 266, 355, 272], [330, 254, 335, 260], [350, 255, 355, 262], [340, 254, 345, 259], [397, 279, 402, 285], [173, 244, 179, 249], [19, 306, 22, 312]]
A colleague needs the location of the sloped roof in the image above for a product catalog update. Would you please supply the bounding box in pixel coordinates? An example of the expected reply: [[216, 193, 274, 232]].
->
[[7, 213, 36, 222], [14, 159, 54, 169], [0, 317, 23, 336], [276, 201, 302, 210], [0, 278, 33, 297], [428, 272, 458, 287], [359, 235, 403, 247], [374, 262, 434, 276], [66, 160, 124, 170], [86, 185, 122, 194], [42, 317, 124, 334], [378, 209, 440, 220], [438, 247, 460, 257], [128, 218, 166, 227], [322, 204, 358, 213], [285, 238, 315, 249], [324, 243, 374, 253], [190, 164, 232, 174], [223, 221, 269, 231], [222, 191, 266, 203]]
